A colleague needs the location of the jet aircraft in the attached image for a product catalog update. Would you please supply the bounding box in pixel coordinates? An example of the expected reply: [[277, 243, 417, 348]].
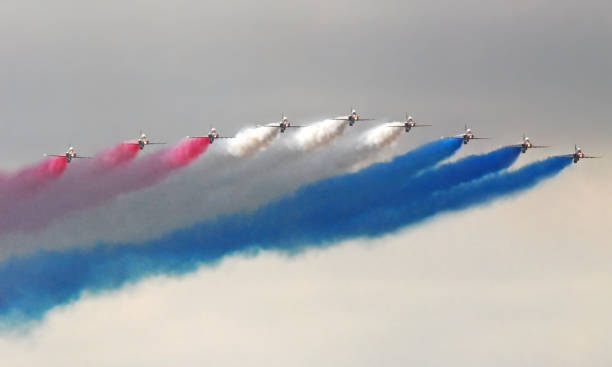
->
[[257, 114, 303, 133], [452, 125, 489, 144], [333, 108, 375, 126], [188, 127, 234, 144], [131, 132, 166, 150], [510, 133, 549, 153], [386, 113, 432, 133], [44, 146, 92, 163], [561, 145, 601, 164]]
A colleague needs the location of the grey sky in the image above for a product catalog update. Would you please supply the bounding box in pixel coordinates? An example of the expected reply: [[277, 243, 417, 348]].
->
[[1, 0, 611, 170]]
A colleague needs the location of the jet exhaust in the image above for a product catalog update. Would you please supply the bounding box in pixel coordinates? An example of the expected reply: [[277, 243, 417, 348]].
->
[[164, 136, 210, 167], [94, 142, 141, 170], [0, 157, 68, 209], [0, 143, 567, 324], [280, 145, 522, 229], [359, 122, 404, 149], [346, 156, 573, 236], [226, 126, 280, 157], [291, 119, 347, 151], [0, 139, 209, 235]]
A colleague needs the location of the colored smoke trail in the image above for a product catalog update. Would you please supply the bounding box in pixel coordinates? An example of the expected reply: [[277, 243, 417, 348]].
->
[[164, 137, 210, 167], [0, 136, 454, 259], [359, 122, 404, 149], [341, 156, 573, 237], [0, 145, 569, 323], [291, 119, 347, 151], [0, 139, 209, 234], [275, 146, 521, 229], [0, 157, 67, 207], [95, 142, 141, 169], [1, 142, 139, 210], [317, 138, 462, 194], [226, 126, 280, 157], [184, 138, 463, 230], [0, 138, 458, 247]]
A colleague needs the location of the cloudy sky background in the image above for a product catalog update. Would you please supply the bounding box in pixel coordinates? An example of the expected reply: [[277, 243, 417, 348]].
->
[[0, 0, 611, 365]]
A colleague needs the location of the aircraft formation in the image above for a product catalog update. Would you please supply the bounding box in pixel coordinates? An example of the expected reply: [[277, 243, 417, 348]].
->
[[43, 108, 601, 164]]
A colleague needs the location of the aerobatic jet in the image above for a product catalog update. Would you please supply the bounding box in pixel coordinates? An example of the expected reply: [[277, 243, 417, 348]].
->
[[387, 113, 432, 133], [510, 133, 549, 153], [131, 132, 166, 150], [44, 146, 92, 163], [452, 125, 489, 144], [333, 108, 375, 126], [562, 145, 601, 164], [189, 127, 234, 144], [257, 114, 303, 133]]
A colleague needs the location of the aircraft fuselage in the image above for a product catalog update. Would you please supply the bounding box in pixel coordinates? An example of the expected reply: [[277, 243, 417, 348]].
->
[[573, 151, 584, 163], [463, 133, 473, 144], [404, 121, 416, 132], [65, 151, 77, 163], [280, 122, 288, 133]]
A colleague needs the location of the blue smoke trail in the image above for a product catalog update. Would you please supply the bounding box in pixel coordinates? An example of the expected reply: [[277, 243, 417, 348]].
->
[[283, 145, 521, 228], [331, 155, 573, 237], [309, 137, 462, 192], [0, 152, 569, 324]]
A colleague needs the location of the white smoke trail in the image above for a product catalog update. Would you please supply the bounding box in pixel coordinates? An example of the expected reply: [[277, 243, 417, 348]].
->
[[0, 120, 414, 259], [343, 123, 405, 172], [291, 119, 347, 151], [226, 126, 280, 157], [358, 122, 404, 149], [0, 128, 408, 259]]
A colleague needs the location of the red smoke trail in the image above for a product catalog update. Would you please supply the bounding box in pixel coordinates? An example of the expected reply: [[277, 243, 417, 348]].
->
[[165, 137, 209, 167], [98, 137, 210, 194], [0, 142, 141, 231], [0, 138, 209, 234], [95, 142, 141, 169], [0, 157, 67, 208]]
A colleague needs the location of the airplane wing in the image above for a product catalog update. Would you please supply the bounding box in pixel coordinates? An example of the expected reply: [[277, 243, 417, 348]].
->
[[188, 135, 234, 139], [471, 137, 489, 139], [335, 118, 376, 122], [387, 123, 431, 127], [43, 153, 92, 159], [285, 125, 304, 128], [510, 143, 548, 148], [582, 155, 601, 159], [148, 142, 166, 145], [559, 154, 575, 158], [333, 117, 349, 121]]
